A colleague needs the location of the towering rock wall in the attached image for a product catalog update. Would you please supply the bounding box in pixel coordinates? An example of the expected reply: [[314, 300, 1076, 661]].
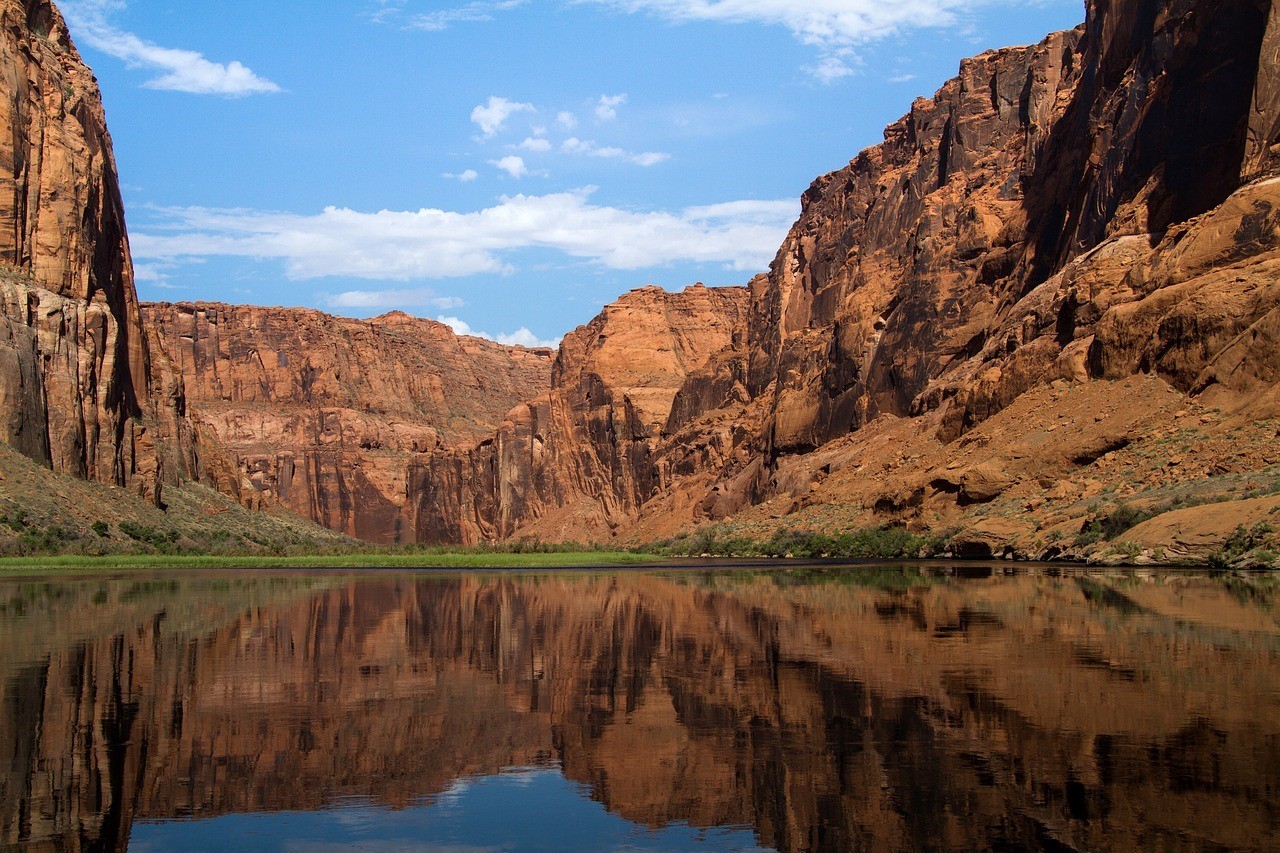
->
[[636, 0, 1280, 538], [408, 284, 750, 544], [0, 0, 184, 501], [402, 0, 1280, 547], [143, 303, 554, 544]]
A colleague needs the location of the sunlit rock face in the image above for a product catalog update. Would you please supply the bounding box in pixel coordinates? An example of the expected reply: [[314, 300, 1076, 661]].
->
[[404, 0, 1280, 549], [407, 283, 751, 544], [0, 0, 193, 502], [647, 0, 1280, 528], [142, 303, 554, 544], [0, 570, 1277, 851]]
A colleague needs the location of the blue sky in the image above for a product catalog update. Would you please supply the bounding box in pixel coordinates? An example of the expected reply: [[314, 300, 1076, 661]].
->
[[60, 0, 1083, 347]]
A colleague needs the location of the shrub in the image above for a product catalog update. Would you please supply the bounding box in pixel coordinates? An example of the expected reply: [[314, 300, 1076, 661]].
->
[[2, 510, 29, 532], [1209, 522, 1277, 568], [1075, 503, 1152, 546]]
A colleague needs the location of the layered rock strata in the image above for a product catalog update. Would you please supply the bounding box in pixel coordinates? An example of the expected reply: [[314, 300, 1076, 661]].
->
[[408, 284, 749, 544], [143, 303, 554, 544], [0, 0, 188, 502], [406, 0, 1280, 554]]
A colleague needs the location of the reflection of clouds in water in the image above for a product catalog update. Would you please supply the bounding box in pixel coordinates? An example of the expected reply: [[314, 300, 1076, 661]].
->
[[287, 843, 504, 853], [436, 776, 472, 809], [498, 766, 559, 788]]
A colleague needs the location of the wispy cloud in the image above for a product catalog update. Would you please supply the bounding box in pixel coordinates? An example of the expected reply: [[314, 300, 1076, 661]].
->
[[61, 1, 280, 96], [578, 0, 991, 82], [438, 316, 561, 349], [324, 289, 464, 310], [471, 96, 535, 138], [561, 138, 669, 166], [130, 189, 799, 280], [443, 169, 480, 182], [375, 0, 528, 30]]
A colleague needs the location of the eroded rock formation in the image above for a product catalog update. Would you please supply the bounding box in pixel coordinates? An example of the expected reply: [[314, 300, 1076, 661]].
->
[[143, 303, 554, 544], [408, 283, 749, 544], [0, 0, 188, 503], [403, 0, 1280, 555]]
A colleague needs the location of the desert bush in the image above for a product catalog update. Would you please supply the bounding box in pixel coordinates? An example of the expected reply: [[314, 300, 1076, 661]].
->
[[1076, 504, 1152, 546]]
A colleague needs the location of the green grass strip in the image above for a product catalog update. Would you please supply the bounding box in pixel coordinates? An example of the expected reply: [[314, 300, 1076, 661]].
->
[[0, 551, 662, 573]]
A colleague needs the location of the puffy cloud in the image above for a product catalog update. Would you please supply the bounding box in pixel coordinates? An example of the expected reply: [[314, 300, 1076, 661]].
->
[[556, 111, 578, 129], [471, 96, 534, 138], [438, 316, 561, 349], [561, 137, 669, 166], [130, 188, 799, 280], [519, 137, 552, 152], [491, 155, 529, 178], [595, 93, 627, 121], [579, 0, 989, 82], [808, 55, 856, 83], [61, 1, 280, 96], [443, 169, 480, 181]]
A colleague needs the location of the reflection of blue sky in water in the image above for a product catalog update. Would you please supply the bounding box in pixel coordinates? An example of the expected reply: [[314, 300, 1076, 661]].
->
[[128, 767, 770, 852]]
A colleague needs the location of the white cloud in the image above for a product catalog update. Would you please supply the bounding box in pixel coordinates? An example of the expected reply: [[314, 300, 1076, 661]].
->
[[595, 93, 627, 121], [439, 316, 561, 349], [808, 55, 856, 83], [130, 189, 798, 280], [556, 111, 578, 129], [326, 290, 464, 310], [444, 169, 480, 181], [632, 151, 671, 166], [492, 155, 528, 178], [579, 0, 988, 82], [398, 0, 528, 30], [561, 137, 669, 166], [61, 1, 280, 96], [519, 137, 552, 152], [471, 96, 535, 138], [887, 72, 916, 83]]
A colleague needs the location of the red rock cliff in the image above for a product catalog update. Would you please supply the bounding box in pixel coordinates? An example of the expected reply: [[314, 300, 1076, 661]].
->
[[403, 0, 1280, 551], [408, 283, 750, 544], [643, 0, 1280, 545], [0, 0, 186, 501], [143, 303, 554, 544]]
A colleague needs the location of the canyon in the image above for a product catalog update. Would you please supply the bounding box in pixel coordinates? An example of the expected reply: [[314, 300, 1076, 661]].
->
[[141, 302, 553, 544], [0, 0, 1279, 562]]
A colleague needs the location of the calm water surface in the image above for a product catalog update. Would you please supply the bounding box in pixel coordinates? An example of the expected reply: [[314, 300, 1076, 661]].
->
[[0, 566, 1277, 851]]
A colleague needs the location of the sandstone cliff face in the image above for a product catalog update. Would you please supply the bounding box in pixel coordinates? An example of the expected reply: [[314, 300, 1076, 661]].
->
[[408, 284, 749, 544], [142, 303, 554, 544], [628, 0, 1280, 550], [401, 0, 1280, 551], [0, 0, 182, 502]]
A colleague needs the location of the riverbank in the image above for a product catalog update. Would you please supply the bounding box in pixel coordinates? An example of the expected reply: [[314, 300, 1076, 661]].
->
[[0, 550, 662, 573]]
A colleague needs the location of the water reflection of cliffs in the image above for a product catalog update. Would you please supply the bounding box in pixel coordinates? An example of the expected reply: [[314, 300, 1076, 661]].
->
[[2, 571, 1278, 851]]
